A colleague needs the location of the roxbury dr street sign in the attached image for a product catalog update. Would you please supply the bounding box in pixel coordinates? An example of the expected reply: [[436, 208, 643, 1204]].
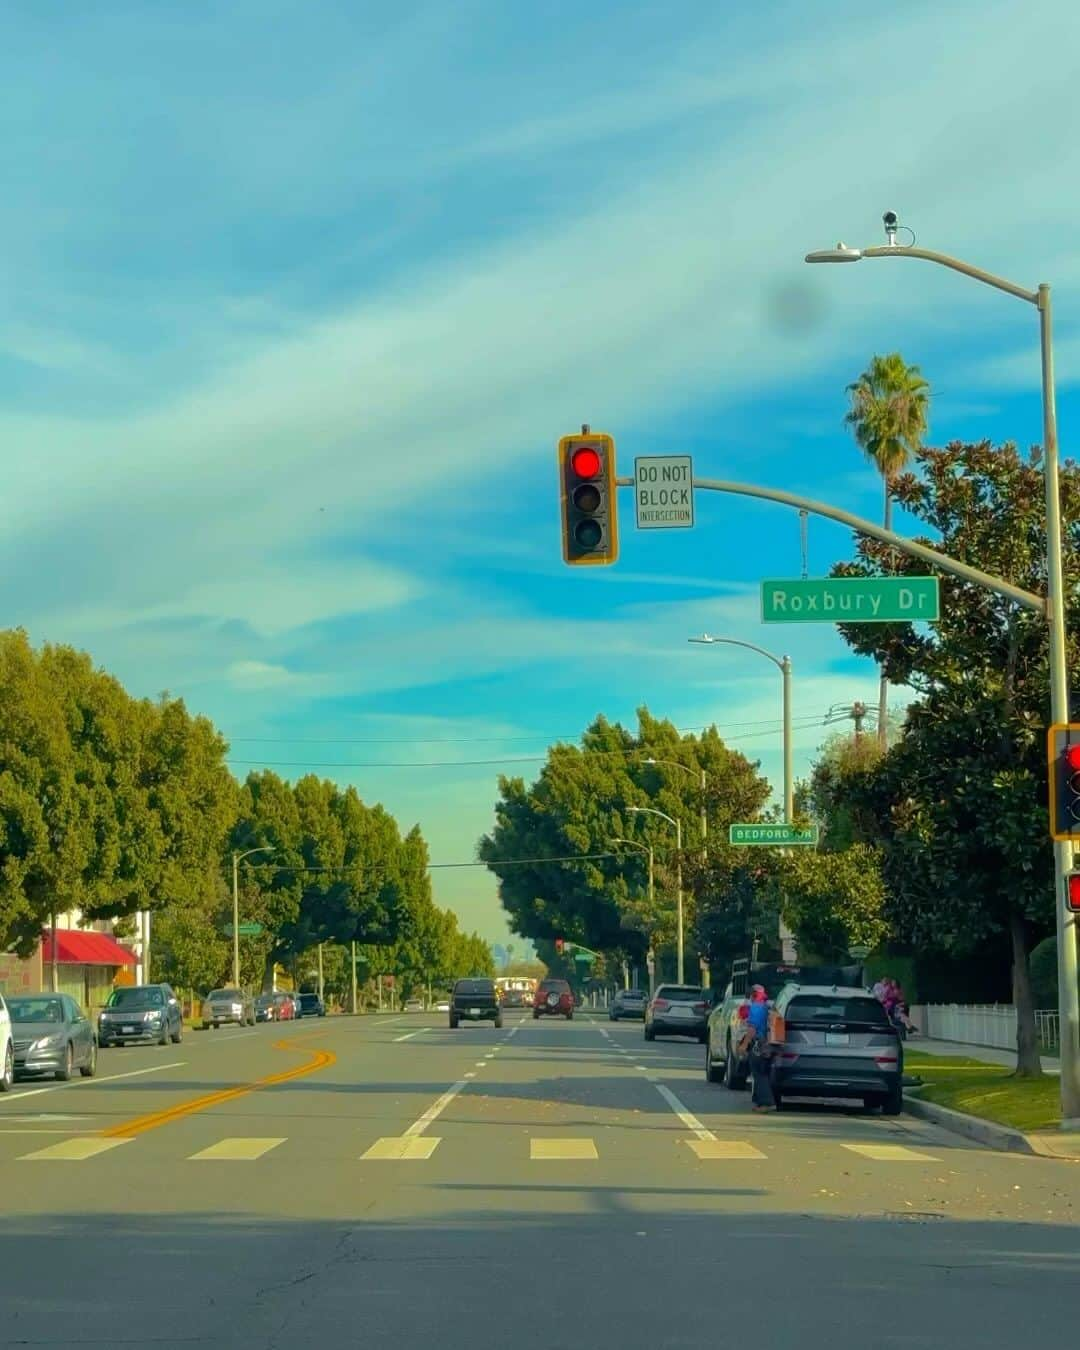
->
[[761, 576, 940, 623]]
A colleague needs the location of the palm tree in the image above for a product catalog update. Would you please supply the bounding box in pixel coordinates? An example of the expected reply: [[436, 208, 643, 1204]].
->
[[844, 352, 930, 746]]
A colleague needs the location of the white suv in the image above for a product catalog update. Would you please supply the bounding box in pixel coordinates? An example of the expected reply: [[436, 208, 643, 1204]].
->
[[0, 993, 13, 1091]]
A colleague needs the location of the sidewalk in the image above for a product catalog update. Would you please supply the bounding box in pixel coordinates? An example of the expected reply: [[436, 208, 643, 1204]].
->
[[917, 1035, 1061, 1076]]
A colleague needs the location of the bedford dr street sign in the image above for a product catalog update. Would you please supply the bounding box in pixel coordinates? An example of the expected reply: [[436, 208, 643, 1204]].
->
[[635, 455, 694, 529], [729, 823, 819, 846], [761, 576, 939, 623]]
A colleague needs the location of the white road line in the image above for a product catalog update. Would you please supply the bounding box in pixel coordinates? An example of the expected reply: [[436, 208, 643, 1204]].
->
[[0, 1061, 186, 1105], [464, 1072, 476, 1078], [393, 1029, 426, 1043], [403, 1080, 470, 1138], [653, 1083, 715, 1142]]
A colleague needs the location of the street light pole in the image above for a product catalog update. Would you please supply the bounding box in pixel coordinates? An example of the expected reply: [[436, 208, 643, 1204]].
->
[[643, 756, 709, 861], [689, 636, 794, 821], [231, 846, 274, 988], [628, 806, 684, 983], [806, 225, 1079, 1121]]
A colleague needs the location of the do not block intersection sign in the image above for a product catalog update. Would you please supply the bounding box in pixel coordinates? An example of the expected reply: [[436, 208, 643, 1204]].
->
[[635, 455, 694, 529]]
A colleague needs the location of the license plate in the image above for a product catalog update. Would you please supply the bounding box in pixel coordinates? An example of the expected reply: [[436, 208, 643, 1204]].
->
[[469, 1008, 481, 1017], [122, 1026, 135, 1034], [671, 1006, 691, 1017], [826, 1032, 850, 1046]]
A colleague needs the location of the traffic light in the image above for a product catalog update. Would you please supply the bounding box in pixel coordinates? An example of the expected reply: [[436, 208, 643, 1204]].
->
[[558, 431, 618, 566], [1068, 874, 1080, 913], [1048, 723, 1080, 840], [554, 938, 565, 955]]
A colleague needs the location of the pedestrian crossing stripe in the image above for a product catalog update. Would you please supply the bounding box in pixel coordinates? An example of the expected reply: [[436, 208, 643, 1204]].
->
[[189, 1138, 286, 1161], [19, 1137, 131, 1162], [842, 1143, 939, 1162], [688, 1140, 766, 1160], [362, 1136, 441, 1160], [530, 1138, 598, 1160]]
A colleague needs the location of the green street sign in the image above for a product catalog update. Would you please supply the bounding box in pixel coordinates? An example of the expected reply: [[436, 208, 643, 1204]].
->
[[761, 576, 939, 623], [573, 951, 595, 964], [224, 922, 264, 937], [729, 823, 819, 847]]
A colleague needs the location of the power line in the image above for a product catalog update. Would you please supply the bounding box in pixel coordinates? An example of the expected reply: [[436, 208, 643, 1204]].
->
[[241, 854, 624, 873], [224, 715, 832, 769]]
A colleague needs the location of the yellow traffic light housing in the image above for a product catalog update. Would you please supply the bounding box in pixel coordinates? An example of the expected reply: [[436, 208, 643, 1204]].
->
[[1047, 722, 1080, 840], [558, 432, 618, 566]]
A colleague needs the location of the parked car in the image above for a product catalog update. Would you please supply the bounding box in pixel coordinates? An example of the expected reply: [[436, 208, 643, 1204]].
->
[[767, 984, 903, 1114], [272, 992, 295, 1021], [644, 985, 709, 1042], [533, 978, 574, 1020], [99, 984, 183, 1046], [435, 1000, 450, 1013], [0, 993, 13, 1092], [201, 988, 255, 1029], [403, 997, 424, 1013], [705, 958, 864, 1089], [299, 993, 326, 1018], [289, 992, 304, 1019], [8, 994, 97, 1081], [254, 993, 278, 1023], [609, 988, 647, 1021], [449, 978, 502, 1028]]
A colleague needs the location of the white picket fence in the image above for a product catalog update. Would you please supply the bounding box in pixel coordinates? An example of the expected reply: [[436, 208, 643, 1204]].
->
[[914, 1003, 1060, 1051]]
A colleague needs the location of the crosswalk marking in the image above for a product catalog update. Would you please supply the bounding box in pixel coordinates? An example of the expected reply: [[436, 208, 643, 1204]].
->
[[20, 1137, 131, 1162], [688, 1139, 766, 1160], [189, 1138, 285, 1161], [362, 1136, 441, 1160], [842, 1143, 939, 1162], [530, 1138, 598, 1160]]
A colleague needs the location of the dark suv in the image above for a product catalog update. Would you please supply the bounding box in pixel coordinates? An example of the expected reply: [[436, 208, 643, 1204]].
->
[[533, 979, 574, 1020], [450, 978, 502, 1029], [98, 984, 182, 1046], [299, 993, 326, 1018], [769, 985, 903, 1114]]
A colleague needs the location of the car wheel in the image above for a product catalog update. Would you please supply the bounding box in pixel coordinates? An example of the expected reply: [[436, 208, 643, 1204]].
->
[[158, 1022, 169, 1046], [58, 1044, 74, 1082], [201, 1022, 210, 1031], [705, 1039, 724, 1084], [449, 1016, 459, 1029], [723, 1039, 738, 1090], [566, 1011, 573, 1021], [773, 1091, 785, 1112], [0, 1041, 13, 1092], [532, 1011, 540, 1020], [80, 1040, 98, 1078], [213, 1022, 220, 1030], [494, 1016, 503, 1029], [882, 1083, 903, 1116]]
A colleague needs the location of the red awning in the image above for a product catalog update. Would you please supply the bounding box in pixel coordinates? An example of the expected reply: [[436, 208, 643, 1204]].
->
[[41, 930, 138, 967]]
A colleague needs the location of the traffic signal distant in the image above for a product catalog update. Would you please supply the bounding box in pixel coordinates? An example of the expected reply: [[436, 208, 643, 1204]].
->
[[1068, 874, 1080, 913], [1048, 723, 1080, 840], [558, 431, 618, 566], [554, 937, 565, 955]]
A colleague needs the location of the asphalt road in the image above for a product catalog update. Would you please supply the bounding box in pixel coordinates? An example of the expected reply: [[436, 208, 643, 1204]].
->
[[1, 1010, 1078, 1348]]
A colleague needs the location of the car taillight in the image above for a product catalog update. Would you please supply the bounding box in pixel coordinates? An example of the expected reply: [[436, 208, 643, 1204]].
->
[[778, 1051, 799, 1064], [692, 1003, 706, 1014], [875, 1055, 899, 1066], [653, 999, 670, 1012]]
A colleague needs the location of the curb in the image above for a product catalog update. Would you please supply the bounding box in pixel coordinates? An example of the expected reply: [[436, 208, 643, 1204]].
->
[[903, 1091, 1080, 1159]]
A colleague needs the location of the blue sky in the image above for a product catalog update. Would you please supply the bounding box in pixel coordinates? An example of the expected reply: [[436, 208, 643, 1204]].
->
[[3, 0, 1079, 943]]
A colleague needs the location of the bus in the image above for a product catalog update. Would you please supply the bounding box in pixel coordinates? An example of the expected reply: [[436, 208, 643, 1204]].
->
[[495, 976, 537, 1008]]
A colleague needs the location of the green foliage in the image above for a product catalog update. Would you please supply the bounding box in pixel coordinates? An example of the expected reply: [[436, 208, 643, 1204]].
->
[[480, 707, 772, 971], [844, 352, 930, 486], [780, 843, 888, 961]]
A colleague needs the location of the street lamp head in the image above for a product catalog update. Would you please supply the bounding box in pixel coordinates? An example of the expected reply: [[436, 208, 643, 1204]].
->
[[687, 633, 715, 644], [804, 244, 863, 264]]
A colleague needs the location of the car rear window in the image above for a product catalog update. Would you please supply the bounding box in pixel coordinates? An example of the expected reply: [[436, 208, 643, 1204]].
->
[[785, 995, 890, 1026], [107, 987, 164, 1009], [657, 986, 703, 1002], [621, 989, 645, 998], [539, 980, 570, 993], [455, 980, 494, 994]]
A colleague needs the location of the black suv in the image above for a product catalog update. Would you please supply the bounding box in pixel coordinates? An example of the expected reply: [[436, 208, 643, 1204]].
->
[[450, 978, 502, 1029], [98, 984, 182, 1046], [299, 993, 326, 1018]]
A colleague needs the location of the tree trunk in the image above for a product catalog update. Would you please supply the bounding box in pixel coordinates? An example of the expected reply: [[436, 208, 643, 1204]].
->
[[1010, 913, 1043, 1078], [877, 475, 891, 749]]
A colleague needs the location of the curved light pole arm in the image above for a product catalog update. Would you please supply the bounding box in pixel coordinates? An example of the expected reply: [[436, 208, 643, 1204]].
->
[[689, 635, 784, 670], [857, 245, 1038, 304]]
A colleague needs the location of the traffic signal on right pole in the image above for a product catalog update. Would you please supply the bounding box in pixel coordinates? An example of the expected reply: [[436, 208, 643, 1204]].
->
[[554, 937, 565, 955], [1047, 723, 1080, 840], [558, 431, 618, 566]]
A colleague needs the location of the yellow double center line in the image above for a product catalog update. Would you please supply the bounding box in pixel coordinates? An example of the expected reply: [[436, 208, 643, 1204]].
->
[[102, 1038, 336, 1139]]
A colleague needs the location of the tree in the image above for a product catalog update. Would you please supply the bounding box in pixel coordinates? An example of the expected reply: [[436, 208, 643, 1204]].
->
[[828, 439, 1080, 1075], [780, 843, 888, 962], [480, 708, 771, 977], [844, 352, 930, 746]]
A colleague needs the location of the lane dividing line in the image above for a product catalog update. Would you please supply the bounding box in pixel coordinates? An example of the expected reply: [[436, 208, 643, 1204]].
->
[[101, 1041, 336, 1139], [653, 1083, 715, 1142], [393, 1029, 427, 1043], [403, 1080, 470, 1138], [0, 1061, 186, 1106]]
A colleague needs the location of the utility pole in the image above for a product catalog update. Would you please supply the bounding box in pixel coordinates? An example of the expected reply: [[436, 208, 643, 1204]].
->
[[350, 941, 358, 1015], [853, 700, 867, 745], [317, 943, 324, 1001]]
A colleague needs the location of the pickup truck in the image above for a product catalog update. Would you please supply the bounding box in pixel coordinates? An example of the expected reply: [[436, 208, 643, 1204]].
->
[[449, 978, 502, 1029], [703, 958, 863, 1088]]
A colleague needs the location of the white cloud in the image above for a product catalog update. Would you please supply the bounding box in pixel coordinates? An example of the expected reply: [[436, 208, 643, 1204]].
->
[[225, 661, 312, 691]]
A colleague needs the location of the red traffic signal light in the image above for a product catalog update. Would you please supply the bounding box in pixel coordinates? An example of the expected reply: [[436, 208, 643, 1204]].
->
[[1047, 724, 1080, 841], [558, 433, 618, 566], [1068, 874, 1080, 913], [554, 937, 565, 955]]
